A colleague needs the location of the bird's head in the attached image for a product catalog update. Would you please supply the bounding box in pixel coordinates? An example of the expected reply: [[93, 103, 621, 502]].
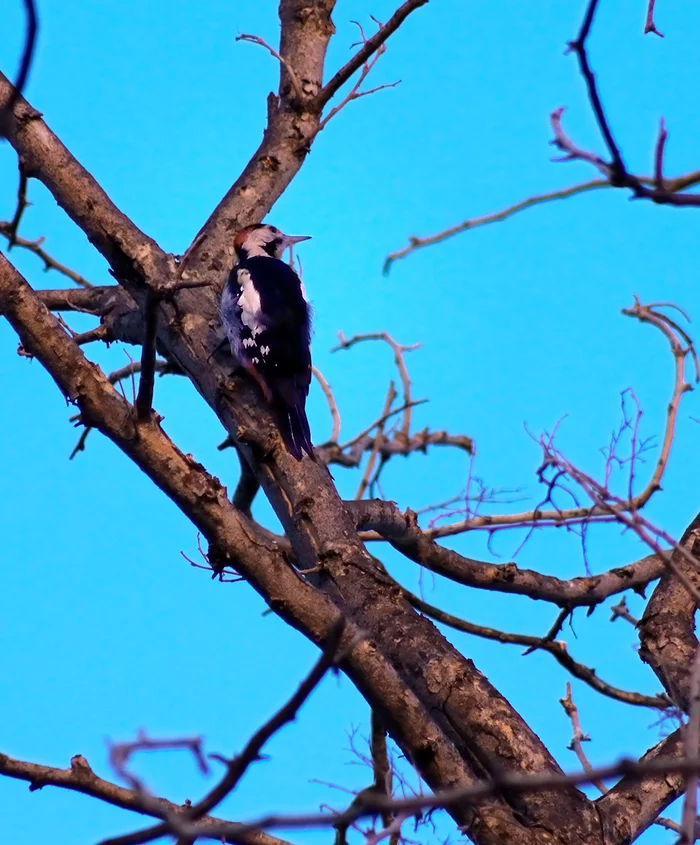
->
[[233, 224, 311, 261]]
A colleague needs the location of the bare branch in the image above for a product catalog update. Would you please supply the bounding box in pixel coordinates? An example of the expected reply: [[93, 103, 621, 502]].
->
[[333, 331, 419, 440], [384, 179, 608, 272], [100, 619, 350, 845], [313, 365, 341, 443], [108, 734, 209, 794], [654, 117, 668, 190], [609, 596, 638, 627], [156, 754, 700, 841], [236, 34, 304, 102], [6, 161, 29, 247], [560, 683, 609, 792], [0, 0, 38, 137], [350, 497, 668, 607], [639, 517, 700, 711], [384, 165, 700, 270], [560, 684, 684, 836], [317, 1, 427, 108], [0, 751, 294, 845], [0, 222, 94, 286], [69, 359, 178, 459], [355, 382, 395, 500], [645, 0, 664, 36], [368, 299, 696, 541], [72, 324, 112, 346], [552, 1, 700, 207], [316, 18, 400, 133], [395, 578, 667, 708]]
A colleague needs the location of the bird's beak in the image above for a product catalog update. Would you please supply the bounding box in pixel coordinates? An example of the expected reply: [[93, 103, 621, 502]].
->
[[283, 234, 312, 247]]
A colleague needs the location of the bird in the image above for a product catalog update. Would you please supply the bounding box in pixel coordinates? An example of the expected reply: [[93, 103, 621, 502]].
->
[[220, 223, 314, 460]]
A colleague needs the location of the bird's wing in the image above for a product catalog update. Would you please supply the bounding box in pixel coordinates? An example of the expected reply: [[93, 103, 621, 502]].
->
[[243, 257, 312, 388]]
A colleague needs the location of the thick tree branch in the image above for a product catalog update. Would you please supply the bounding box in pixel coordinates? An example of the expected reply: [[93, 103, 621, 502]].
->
[[350, 498, 668, 607], [0, 72, 170, 285], [597, 727, 691, 844], [639, 514, 700, 709], [2, 253, 571, 845], [0, 7, 631, 841]]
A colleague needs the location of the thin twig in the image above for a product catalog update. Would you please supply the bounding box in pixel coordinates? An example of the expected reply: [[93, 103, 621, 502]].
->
[[355, 382, 395, 500], [7, 162, 29, 247], [0, 0, 38, 137], [334, 331, 418, 440], [152, 755, 700, 841], [609, 597, 639, 627], [568, 0, 625, 180], [108, 734, 209, 795], [0, 222, 94, 287], [551, 2, 700, 207], [317, 16, 400, 134], [236, 33, 304, 102], [383, 168, 700, 271], [101, 618, 353, 845], [654, 118, 668, 191], [560, 683, 608, 792], [313, 366, 341, 443], [560, 684, 682, 834], [317, 1, 427, 108], [408, 300, 696, 541]]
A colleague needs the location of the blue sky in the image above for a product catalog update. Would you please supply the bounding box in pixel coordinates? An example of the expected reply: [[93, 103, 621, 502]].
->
[[1, 1, 699, 843]]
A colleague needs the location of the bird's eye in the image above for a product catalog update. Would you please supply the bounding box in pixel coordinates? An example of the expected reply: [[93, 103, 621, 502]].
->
[[269, 226, 280, 234]]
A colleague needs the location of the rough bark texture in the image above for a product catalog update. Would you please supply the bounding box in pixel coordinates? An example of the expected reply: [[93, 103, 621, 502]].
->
[[0, 3, 696, 842], [638, 514, 700, 708]]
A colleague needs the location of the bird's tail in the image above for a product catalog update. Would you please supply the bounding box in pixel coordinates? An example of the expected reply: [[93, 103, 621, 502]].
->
[[271, 379, 314, 460]]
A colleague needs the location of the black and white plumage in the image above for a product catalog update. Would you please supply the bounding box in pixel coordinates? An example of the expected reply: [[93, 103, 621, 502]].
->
[[220, 223, 314, 460]]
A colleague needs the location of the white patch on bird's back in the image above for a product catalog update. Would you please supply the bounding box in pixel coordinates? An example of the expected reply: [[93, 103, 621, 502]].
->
[[260, 345, 270, 357], [236, 268, 265, 336], [221, 283, 243, 360], [242, 337, 256, 348], [299, 281, 308, 302]]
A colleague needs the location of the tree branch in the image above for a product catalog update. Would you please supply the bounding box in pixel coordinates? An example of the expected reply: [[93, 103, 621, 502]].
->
[[350, 498, 668, 607], [399, 583, 668, 708], [0, 221, 94, 286], [101, 618, 350, 845], [384, 166, 700, 271], [0, 0, 38, 138], [150, 752, 700, 842], [316, 0, 427, 108], [4, 252, 550, 845], [0, 751, 294, 845]]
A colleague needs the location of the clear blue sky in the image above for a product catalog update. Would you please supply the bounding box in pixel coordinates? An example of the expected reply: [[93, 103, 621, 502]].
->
[[2, 1, 699, 843]]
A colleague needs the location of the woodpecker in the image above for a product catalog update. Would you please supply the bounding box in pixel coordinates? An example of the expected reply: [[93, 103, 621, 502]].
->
[[220, 223, 314, 460]]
